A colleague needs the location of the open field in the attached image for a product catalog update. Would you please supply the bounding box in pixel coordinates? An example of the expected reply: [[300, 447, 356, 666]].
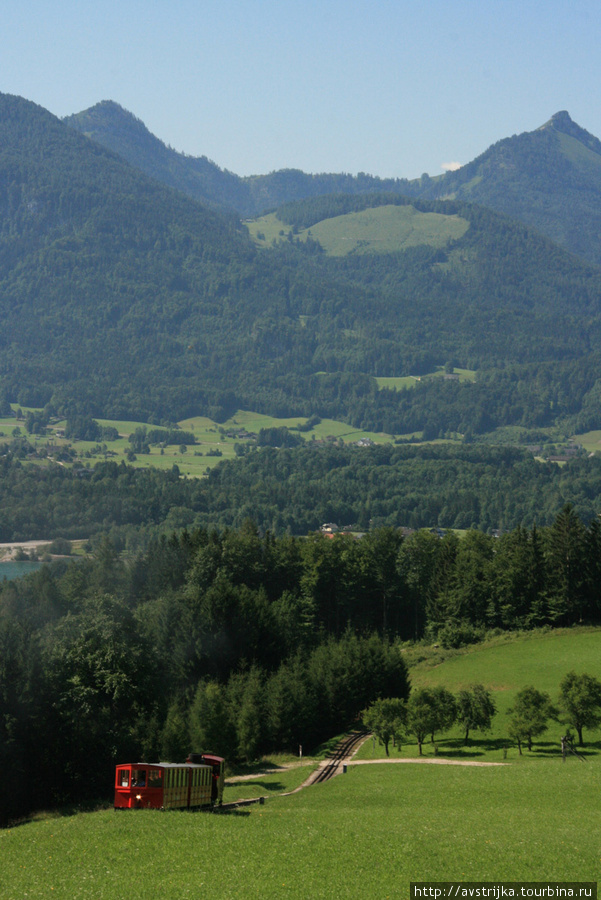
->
[[3, 628, 601, 897], [2, 760, 599, 898], [246, 205, 469, 256], [376, 367, 477, 391], [573, 430, 601, 454]]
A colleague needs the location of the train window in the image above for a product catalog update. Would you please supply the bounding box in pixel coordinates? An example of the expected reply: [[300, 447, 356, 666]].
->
[[131, 769, 146, 787], [148, 769, 162, 788], [118, 769, 129, 787]]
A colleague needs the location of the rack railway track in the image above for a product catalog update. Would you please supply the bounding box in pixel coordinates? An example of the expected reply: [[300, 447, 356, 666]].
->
[[310, 730, 370, 784], [218, 730, 370, 809]]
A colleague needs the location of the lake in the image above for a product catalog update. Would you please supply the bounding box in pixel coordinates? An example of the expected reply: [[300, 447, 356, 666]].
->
[[0, 560, 45, 581]]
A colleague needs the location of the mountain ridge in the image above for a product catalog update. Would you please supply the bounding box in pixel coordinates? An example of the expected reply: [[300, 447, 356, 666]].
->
[[66, 102, 601, 267], [4, 91, 601, 438]]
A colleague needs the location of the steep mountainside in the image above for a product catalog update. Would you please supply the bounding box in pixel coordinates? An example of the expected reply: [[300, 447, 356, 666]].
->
[[415, 111, 601, 267], [4, 93, 601, 436], [67, 104, 601, 268], [64, 101, 416, 217]]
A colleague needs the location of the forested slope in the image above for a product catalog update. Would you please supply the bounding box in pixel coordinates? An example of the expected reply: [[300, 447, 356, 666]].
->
[[67, 102, 601, 268], [64, 100, 418, 217], [416, 111, 601, 268], [1, 505, 599, 822], [3, 443, 601, 542], [3, 94, 601, 435]]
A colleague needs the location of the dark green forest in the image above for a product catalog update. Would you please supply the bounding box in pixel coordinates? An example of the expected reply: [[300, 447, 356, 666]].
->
[[3, 443, 601, 544], [1, 506, 599, 824]]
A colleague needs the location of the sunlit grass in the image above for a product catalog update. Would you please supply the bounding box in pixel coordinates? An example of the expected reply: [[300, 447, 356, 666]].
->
[[2, 761, 599, 898], [246, 205, 469, 257]]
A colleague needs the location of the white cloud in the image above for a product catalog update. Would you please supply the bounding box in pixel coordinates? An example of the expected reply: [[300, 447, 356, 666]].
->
[[441, 161, 462, 172]]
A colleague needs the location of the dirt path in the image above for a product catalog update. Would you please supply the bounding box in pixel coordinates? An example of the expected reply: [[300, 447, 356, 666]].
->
[[226, 737, 507, 804], [0, 541, 53, 561]]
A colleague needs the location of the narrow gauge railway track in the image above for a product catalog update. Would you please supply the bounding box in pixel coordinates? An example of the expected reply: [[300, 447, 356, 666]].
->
[[311, 730, 370, 785], [219, 730, 370, 808]]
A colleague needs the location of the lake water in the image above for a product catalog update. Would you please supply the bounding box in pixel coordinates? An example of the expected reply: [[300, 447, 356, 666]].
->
[[0, 560, 45, 581]]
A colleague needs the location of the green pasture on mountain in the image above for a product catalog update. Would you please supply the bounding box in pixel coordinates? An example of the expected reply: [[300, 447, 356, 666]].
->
[[247, 204, 469, 255]]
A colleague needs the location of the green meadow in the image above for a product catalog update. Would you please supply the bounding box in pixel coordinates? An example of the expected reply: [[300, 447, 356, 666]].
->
[[375, 367, 477, 391], [2, 759, 599, 898], [357, 628, 601, 762], [1, 407, 398, 478], [3, 628, 601, 897], [246, 205, 469, 256], [573, 430, 601, 454]]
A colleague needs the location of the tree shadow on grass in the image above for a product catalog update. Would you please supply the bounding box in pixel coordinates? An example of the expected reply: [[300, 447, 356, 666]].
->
[[226, 780, 284, 793], [529, 737, 601, 758], [433, 737, 512, 758], [436, 747, 485, 758]]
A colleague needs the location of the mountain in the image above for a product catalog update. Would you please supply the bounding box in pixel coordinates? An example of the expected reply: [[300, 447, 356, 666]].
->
[[67, 104, 601, 269], [414, 111, 601, 268], [64, 101, 416, 218], [4, 92, 601, 437]]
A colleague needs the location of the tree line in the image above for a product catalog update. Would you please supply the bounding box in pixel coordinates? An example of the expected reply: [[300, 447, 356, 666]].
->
[[5, 443, 601, 545], [363, 671, 601, 757]]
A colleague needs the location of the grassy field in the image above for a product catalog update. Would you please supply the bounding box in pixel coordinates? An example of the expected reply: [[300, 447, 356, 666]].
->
[[2, 761, 599, 898], [3, 628, 601, 897], [572, 430, 601, 454], [376, 367, 477, 392], [246, 205, 469, 257], [355, 628, 601, 763], [0, 407, 399, 479]]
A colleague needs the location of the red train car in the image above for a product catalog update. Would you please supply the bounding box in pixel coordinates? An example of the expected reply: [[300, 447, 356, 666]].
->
[[114, 753, 225, 810]]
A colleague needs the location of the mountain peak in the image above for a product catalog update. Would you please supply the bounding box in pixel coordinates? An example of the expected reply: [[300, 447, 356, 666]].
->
[[64, 100, 148, 134], [550, 110, 573, 128]]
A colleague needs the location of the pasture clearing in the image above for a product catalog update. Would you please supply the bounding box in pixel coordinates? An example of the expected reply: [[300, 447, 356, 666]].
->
[[376, 367, 477, 392], [246, 205, 469, 256], [0, 407, 398, 478], [572, 430, 601, 454]]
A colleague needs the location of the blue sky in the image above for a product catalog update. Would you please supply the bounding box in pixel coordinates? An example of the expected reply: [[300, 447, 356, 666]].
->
[[2, 0, 600, 179]]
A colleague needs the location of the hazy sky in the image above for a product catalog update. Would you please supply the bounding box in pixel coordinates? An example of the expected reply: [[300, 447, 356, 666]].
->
[[2, 0, 600, 179]]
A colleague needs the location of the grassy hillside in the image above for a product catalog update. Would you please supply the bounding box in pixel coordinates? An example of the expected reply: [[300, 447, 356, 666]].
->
[[247, 204, 468, 255], [2, 722, 599, 896], [3, 630, 601, 896], [68, 102, 601, 268], [356, 628, 601, 761]]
